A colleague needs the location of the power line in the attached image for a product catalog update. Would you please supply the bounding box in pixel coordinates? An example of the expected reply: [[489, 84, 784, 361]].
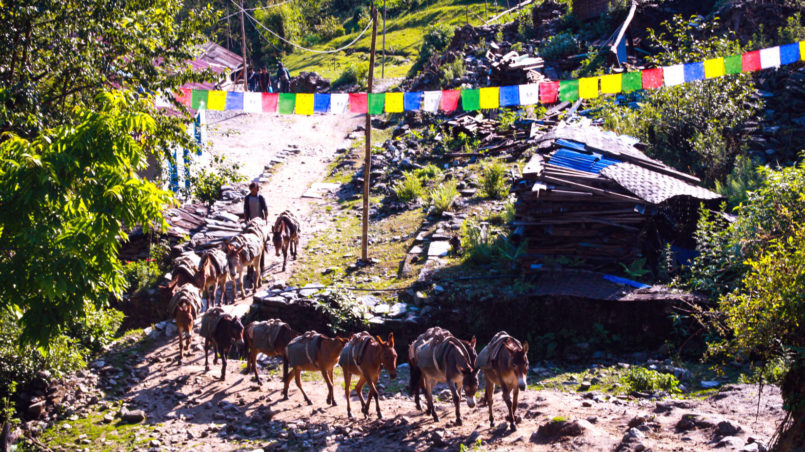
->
[[229, 0, 374, 54], [219, 0, 295, 22]]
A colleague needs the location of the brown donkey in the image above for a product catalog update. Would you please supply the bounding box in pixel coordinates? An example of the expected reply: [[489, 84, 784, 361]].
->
[[271, 211, 299, 272], [166, 251, 200, 295], [477, 331, 529, 431], [225, 233, 263, 299], [167, 284, 202, 365], [195, 249, 229, 306], [243, 319, 300, 386], [409, 327, 479, 425], [339, 332, 398, 419], [200, 307, 245, 380], [283, 331, 348, 406]]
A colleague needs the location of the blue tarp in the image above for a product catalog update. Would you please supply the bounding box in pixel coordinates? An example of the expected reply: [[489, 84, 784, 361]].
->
[[549, 148, 621, 174]]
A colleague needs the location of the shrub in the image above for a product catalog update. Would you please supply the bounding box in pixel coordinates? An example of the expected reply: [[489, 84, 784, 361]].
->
[[413, 163, 442, 181], [427, 180, 458, 214], [313, 285, 368, 334], [460, 219, 526, 267], [441, 57, 466, 86], [498, 109, 517, 131], [393, 171, 423, 202], [539, 31, 581, 60], [714, 156, 766, 208], [186, 154, 245, 206], [621, 367, 680, 393], [480, 162, 509, 199], [410, 24, 454, 75], [332, 62, 369, 89]]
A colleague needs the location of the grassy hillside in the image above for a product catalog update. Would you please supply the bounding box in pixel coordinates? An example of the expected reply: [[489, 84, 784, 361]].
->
[[281, 0, 507, 80]]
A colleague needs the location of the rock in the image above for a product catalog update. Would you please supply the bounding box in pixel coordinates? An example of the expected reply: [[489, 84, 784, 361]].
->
[[164, 323, 177, 337], [578, 381, 591, 391], [676, 413, 718, 431], [427, 241, 451, 257], [717, 436, 744, 448], [717, 420, 744, 437], [26, 400, 46, 418], [534, 418, 590, 440], [90, 360, 105, 369], [149, 439, 162, 447], [429, 429, 447, 447], [741, 443, 762, 452], [120, 408, 146, 424]]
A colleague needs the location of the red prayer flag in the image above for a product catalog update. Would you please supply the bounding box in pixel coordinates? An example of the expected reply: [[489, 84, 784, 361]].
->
[[262, 93, 278, 112], [349, 93, 368, 113], [742, 50, 761, 72], [539, 82, 559, 104], [174, 88, 192, 107], [641, 68, 663, 89], [440, 90, 460, 112]]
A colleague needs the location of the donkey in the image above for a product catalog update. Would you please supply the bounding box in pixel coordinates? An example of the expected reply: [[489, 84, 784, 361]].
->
[[409, 327, 479, 426], [244, 217, 272, 275], [200, 307, 244, 380], [271, 211, 299, 272], [167, 284, 202, 365], [225, 233, 264, 299], [283, 331, 348, 406], [243, 319, 300, 387], [477, 331, 530, 430], [339, 332, 398, 419], [194, 248, 229, 306], [166, 251, 200, 295]]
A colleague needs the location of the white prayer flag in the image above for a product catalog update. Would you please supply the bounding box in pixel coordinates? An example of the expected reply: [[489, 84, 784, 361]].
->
[[243, 92, 262, 113], [518, 84, 540, 105], [330, 93, 349, 114], [663, 64, 685, 86], [760, 46, 781, 69], [422, 91, 442, 112]]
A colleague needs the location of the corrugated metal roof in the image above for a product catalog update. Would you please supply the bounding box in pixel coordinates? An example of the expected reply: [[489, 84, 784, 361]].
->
[[549, 148, 622, 174], [600, 162, 722, 204]]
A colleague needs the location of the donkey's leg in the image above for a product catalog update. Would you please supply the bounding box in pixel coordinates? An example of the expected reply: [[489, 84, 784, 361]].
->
[[185, 329, 192, 357], [204, 338, 211, 372], [219, 344, 228, 381], [292, 236, 298, 259], [282, 242, 289, 272], [512, 385, 521, 424], [486, 377, 496, 427], [237, 268, 247, 299], [447, 380, 462, 426], [367, 375, 383, 419], [344, 369, 354, 419], [251, 347, 262, 386], [282, 367, 294, 400], [295, 370, 312, 405], [500, 381, 515, 429], [282, 353, 290, 385], [353, 375, 368, 416], [178, 326, 185, 365], [328, 368, 337, 406], [321, 369, 336, 406], [423, 378, 438, 422]]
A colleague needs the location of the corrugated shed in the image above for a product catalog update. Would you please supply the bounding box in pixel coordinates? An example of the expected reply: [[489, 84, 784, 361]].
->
[[549, 149, 621, 174], [601, 162, 722, 204]]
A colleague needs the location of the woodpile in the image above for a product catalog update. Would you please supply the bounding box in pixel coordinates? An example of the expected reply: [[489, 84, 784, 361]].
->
[[511, 124, 723, 270]]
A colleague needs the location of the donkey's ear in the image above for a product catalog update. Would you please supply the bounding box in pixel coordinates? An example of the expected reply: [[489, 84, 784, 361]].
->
[[375, 335, 385, 346], [470, 336, 476, 347], [522, 341, 529, 354], [387, 332, 394, 347]]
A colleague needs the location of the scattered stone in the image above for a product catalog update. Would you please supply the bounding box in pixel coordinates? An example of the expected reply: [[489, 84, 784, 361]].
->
[[120, 407, 146, 424], [533, 418, 590, 440], [717, 419, 744, 437], [717, 436, 745, 448]]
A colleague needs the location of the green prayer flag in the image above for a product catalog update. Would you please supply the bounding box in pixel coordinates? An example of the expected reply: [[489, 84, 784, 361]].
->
[[724, 54, 743, 75], [622, 72, 642, 92], [368, 93, 385, 115], [191, 90, 208, 110], [461, 89, 480, 111], [278, 93, 296, 114], [559, 80, 579, 102]]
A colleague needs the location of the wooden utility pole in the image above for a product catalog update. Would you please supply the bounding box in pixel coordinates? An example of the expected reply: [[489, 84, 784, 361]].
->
[[239, 0, 249, 91], [382, 0, 386, 78], [361, 7, 378, 263]]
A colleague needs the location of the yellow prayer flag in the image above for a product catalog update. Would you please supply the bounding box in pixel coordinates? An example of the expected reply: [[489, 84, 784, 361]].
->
[[295, 93, 314, 115], [385, 93, 404, 113], [479, 87, 499, 109], [704, 58, 725, 78], [578, 77, 599, 99], [801, 41, 805, 60], [207, 91, 226, 111], [600, 74, 622, 94]]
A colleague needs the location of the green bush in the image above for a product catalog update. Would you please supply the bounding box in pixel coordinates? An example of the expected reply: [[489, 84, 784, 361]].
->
[[460, 219, 526, 267], [332, 62, 369, 89], [480, 162, 509, 199], [413, 163, 442, 181], [393, 171, 424, 202], [427, 180, 458, 214], [410, 24, 454, 75], [714, 156, 766, 208], [313, 285, 368, 333], [498, 109, 517, 131], [186, 154, 244, 206], [441, 57, 466, 85], [539, 31, 581, 60], [621, 367, 680, 393]]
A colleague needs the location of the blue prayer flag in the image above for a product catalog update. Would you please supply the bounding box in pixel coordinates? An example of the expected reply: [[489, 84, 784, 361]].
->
[[683, 62, 705, 82], [404, 92, 423, 111], [780, 43, 800, 65], [499, 85, 520, 107], [314, 94, 330, 113], [225, 91, 243, 111]]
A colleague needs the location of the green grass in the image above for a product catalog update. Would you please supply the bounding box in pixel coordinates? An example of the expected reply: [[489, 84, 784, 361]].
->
[[38, 407, 158, 452], [283, 0, 506, 81]]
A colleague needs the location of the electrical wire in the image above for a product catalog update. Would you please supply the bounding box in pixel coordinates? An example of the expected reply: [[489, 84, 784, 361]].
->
[[229, 0, 374, 54], [219, 0, 295, 22]]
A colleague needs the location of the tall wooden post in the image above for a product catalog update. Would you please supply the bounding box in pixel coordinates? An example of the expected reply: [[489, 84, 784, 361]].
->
[[382, 0, 386, 78], [239, 0, 249, 91], [361, 7, 378, 263]]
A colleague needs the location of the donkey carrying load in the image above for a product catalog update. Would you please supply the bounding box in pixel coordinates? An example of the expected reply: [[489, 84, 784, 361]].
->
[[243, 319, 299, 387], [200, 307, 244, 380], [339, 332, 398, 419], [167, 283, 202, 365], [477, 331, 529, 431], [283, 331, 347, 406], [225, 232, 264, 299], [166, 251, 201, 295], [409, 327, 479, 426], [195, 248, 229, 306], [272, 211, 300, 272]]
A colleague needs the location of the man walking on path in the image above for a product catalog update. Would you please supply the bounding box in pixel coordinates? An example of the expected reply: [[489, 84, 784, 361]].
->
[[243, 182, 268, 221], [259, 68, 272, 93], [276, 62, 291, 93]]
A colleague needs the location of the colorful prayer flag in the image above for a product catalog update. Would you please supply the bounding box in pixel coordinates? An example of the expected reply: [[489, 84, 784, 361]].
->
[[225, 91, 243, 111], [641, 68, 663, 89], [385, 92, 404, 113], [262, 93, 278, 113], [368, 93, 385, 115], [683, 62, 705, 82], [349, 93, 368, 113], [663, 64, 685, 86], [479, 87, 499, 109], [724, 54, 742, 75], [801, 41, 805, 61], [760, 46, 781, 68], [175, 88, 192, 107], [704, 58, 726, 78], [559, 80, 579, 102], [278, 93, 295, 114], [780, 42, 800, 65], [314, 94, 330, 113], [191, 89, 208, 110], [422, 91, 442, 112], [440, 90, 460, 112], [207, 90, 226, 110], [461, 89, 480, 111], [243, 92, 262, 113], [499, 86, 520, 107], [578, 77, 599, 99], [518, 84, 539, 105], [330, 94, 349, 114], [404, 92, 423, 111], [539, 82, 559, 104], [742, 50, 761, 72], [622, 72, 642, 92], [600, 74, 622, 94], [295, 93, 314, 115]]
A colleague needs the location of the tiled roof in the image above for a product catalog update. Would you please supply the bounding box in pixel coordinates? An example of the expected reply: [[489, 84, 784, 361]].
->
[[600, 162, 722, 204]]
